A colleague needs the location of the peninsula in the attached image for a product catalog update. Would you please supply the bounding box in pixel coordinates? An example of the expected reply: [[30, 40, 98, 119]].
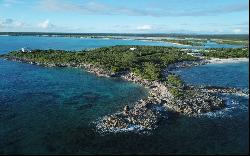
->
[[2, 46, 249, 132]]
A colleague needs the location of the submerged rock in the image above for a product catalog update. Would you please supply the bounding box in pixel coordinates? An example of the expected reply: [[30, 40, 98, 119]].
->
[[96, 102, 168, 133], [123, 105, 130, 115], [6, 55, 232, 133]]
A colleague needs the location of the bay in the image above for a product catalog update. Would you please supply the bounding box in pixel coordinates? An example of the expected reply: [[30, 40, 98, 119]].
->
[[0, 36, 248, 154]]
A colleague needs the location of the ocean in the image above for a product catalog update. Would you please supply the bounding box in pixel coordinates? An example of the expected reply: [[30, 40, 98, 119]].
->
[[0, 36, 248, 154]]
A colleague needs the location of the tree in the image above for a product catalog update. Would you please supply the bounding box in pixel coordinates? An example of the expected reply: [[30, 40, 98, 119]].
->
[[142, 62, 160, 80]]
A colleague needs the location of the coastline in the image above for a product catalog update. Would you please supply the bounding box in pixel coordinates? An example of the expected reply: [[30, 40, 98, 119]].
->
[[5, 56, 239, 133], [206, 57, 249, 64], [166, 42, 190, 46]]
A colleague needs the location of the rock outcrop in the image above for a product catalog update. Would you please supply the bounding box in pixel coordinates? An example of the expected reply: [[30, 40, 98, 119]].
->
[[5, 56, 230, 133]]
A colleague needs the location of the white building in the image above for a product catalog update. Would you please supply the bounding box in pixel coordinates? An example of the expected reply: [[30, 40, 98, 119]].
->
[[130, 47, 137, 51], [21, 47, 32, 52]]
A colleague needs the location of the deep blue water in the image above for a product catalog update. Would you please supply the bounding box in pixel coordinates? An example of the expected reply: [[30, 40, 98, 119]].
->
[[0, 59, 148, 154], [174, 62, 249, 116], [174, 62, 249, 89], [0, 36, 249, 154]]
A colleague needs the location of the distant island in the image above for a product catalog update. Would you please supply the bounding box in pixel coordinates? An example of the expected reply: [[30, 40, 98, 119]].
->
[[1, 32, 249, 46], [2, 46, 249, 132], [0, 32, 248, 39]]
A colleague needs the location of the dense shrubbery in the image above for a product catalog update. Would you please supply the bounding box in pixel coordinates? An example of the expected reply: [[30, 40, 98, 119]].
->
[[7, 46, 249, 82], [6, 46, 248, 81], [166, 74, 184, 97], [5, 45, 249, 101], [213, 39, 249, 46], [201, 48, 249, 58], [167, 74, 183, 87], [161, 39, 205, 46], [7, 46, 197, 81]]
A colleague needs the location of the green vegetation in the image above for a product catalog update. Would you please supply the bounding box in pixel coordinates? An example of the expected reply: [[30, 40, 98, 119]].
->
[[6, 46, 197, 81], [5, 46, 248, 83], [166, 74, 184, 97], [1, 32, 248, 40], [132, 62, 161, 81], [167, 74, 183, 87], [212, 39, 249, 46], [161, 39, 206, 46], [200, 48, 249, 58]]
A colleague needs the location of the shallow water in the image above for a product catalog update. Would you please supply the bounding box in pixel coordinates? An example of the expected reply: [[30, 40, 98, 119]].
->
[[0, 36, 242, 54], [0, 36, 249, 154], [1, 62, 248, 155], [202, 41, 243, 49], [0, 59, 148, 154], [0, 36, 185, 54]]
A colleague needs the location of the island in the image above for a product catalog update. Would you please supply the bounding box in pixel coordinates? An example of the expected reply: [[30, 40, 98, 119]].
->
[[160, 39, 207, 46], [2, 46, 249, 133]]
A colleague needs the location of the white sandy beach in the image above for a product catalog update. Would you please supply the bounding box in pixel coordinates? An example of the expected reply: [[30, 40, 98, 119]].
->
[[207, 57, 249, 64]]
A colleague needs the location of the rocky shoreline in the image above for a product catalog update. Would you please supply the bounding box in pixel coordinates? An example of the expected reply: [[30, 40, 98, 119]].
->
[[207, 57, 249, 64], [5, 56, 246, 133], [163, 59, 209, 77]]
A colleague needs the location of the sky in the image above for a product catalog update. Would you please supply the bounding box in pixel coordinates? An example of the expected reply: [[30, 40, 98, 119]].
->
[[0, 0, 249, 34]]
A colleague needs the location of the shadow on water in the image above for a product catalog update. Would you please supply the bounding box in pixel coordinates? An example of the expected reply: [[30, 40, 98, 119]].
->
[[0, 59, 248, 155], [9, 112, 245, 155], [63, 91, 107, 105], [1, 104, 248, 155]]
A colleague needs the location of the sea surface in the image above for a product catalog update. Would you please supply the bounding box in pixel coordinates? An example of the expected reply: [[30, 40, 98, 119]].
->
[[0, 36, 249, 154], [0, 36, 186, 54], [0, 36, 242, 54]]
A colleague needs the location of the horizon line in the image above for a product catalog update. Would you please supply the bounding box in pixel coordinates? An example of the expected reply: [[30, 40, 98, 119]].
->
[[0, 32, 249, 35]]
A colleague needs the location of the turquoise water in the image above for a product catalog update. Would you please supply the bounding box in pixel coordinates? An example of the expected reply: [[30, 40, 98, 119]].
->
[[202, 41, 243, 49], [0, 36, 249, 154], [0, 59, 148, 154], [0, 36, 185, 54], [0, 36, 242, 54]]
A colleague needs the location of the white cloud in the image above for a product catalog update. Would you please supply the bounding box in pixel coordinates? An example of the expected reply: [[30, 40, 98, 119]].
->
[[38, 19, 54, 29], [0, 17, 76, 32], [2, 0, 20, 7], [233, 29, 242, 33], [15, 21, 24, 27], [136, 25, 152, 30], [0, 18, 25, 28], [38, 0, 249, 17]]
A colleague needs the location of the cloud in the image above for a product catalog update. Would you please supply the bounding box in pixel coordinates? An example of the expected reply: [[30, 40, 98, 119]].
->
[[0, 17, 80, 32], [1, 18, 13, 25], [38, 19, 55, 29], [136, 25, 152, 30], [183, 2, 249, 16], [1, 0, 21, 7], [233, 29, 242, 33], [38, 0, 249, 17], [0, 18, 25, 28], [39, 0, 111, 14]]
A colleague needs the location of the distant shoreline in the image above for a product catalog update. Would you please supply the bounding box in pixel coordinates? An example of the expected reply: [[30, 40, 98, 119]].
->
[[206, 57, 249, 64], [1, 34, 247, 49], [0, 32, 248, 38]]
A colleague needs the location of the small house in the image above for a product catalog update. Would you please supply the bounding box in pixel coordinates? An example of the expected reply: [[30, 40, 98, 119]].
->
[[21, 47, 32, 52], [130, 47, 137, 51]]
